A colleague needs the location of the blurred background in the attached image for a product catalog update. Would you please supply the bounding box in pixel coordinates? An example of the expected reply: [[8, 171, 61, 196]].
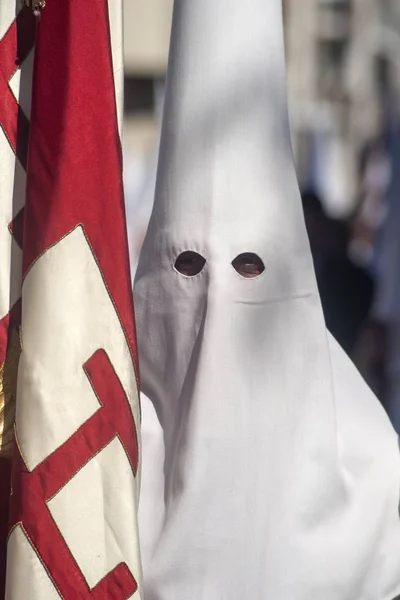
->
[[122, 0, 400, 430]]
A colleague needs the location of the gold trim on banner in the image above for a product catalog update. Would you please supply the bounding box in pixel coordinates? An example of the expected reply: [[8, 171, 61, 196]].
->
[[0, 328, 22, 459], [23, 0, 46, 16]]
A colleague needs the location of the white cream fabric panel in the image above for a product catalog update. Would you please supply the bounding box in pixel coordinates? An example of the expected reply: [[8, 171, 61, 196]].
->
[[108, 0, 124, 140], [0, 134, 23, 321], [16, 226, 140, 470], [0, 3, 16, 38], [8, 49, 34, 121], [15, 226, 142, 598], [5, 527, 61, 599]]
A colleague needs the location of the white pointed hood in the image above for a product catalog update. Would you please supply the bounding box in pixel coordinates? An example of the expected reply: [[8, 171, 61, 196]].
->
[[134, 1, 400, 598]]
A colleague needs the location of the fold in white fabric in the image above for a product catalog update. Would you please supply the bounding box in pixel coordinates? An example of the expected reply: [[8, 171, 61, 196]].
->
[[135, 1, 400, 598]]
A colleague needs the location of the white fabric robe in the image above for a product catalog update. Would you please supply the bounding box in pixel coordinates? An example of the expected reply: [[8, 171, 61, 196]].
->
[[135, 1, 400, 598]]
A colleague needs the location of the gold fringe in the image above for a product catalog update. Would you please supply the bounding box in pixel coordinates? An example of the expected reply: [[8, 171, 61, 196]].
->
[[0, 328, 22, 459], [23, 0, 46, 15]]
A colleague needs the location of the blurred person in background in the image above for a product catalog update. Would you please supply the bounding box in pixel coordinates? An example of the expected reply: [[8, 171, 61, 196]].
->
[[347, 134, 392, 410], [319, 217, 374, 356], [302, 190, 374, 357], [301, 191, 327, 276], [367, 122, 400, 431]]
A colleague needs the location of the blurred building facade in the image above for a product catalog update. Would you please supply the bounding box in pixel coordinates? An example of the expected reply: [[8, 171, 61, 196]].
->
[[122, 0, 400, 220], [122, 0, 173, 272], [123, 0, 172, 163], [285, 0, 400, 216]]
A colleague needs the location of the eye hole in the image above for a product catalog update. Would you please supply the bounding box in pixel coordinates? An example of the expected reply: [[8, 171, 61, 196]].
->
[[175, 251, 206, 277], [232, 253, 265, 279]]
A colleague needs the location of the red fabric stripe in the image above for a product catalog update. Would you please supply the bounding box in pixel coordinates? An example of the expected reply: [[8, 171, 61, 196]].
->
[[22, 0, 138, 369], [0, 459, 11, 599]]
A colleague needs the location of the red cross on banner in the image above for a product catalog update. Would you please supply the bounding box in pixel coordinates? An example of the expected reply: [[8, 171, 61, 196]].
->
[[10, 350, 139, 598]]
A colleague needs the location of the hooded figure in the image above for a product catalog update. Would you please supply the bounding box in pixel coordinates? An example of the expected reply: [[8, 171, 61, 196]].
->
[[134, 1, 400, 598]]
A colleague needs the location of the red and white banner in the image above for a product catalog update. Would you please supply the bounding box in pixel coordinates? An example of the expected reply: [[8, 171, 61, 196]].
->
[[1, 1, 142, 598], [0, 4, 35, 595]]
